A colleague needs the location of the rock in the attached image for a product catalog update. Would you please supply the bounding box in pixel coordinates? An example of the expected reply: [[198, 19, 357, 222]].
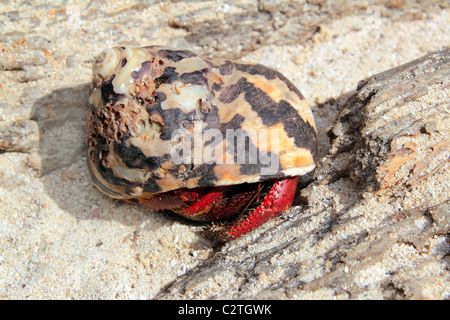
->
[[19, 65, 45, 82], [327, 49, 450, 193], [0, 120, 39, 152], [65, 55, 77, 68], [0, 49, 47, 71], [166, 0, 444, 59], [155, 48, 450, 300]]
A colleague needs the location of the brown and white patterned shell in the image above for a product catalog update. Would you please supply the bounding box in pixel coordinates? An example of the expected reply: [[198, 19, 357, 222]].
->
[[87, 46, 318, 199]]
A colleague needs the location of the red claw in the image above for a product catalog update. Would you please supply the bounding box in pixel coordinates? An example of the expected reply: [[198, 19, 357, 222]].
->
[[206, 177, 299, 242]]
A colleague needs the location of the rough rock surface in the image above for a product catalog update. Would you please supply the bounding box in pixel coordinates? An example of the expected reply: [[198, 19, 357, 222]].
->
[[0, 0, 448, 299]]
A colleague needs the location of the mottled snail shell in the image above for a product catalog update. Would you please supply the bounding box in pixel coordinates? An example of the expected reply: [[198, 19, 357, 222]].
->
[[87, 46, 318, 199]]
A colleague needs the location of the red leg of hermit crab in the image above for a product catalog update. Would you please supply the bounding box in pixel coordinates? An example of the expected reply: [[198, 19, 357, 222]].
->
[[175, 186, 258, 221], [206, 177, 299, 242], [139, 185, 256, 221]]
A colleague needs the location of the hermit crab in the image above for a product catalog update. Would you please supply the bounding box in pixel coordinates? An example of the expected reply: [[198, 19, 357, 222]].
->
[[87, 46, 318, 242]]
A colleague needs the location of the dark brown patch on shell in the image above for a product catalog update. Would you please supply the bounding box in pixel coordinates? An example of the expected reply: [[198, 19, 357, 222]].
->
[[218, 77, 318, 160]]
